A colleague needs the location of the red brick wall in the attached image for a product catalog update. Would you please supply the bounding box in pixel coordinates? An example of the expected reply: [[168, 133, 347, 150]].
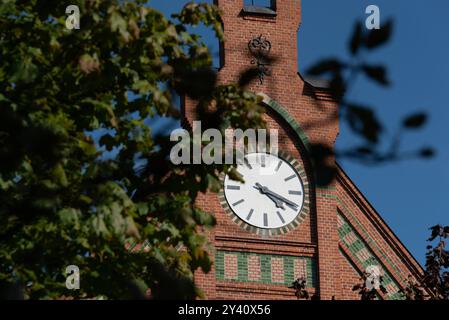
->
[[184, 0, 339, 299], [184, 0, 344, 300]]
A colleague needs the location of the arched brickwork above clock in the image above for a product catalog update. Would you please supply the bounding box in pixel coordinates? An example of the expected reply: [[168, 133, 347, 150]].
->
[[258, 93, 311, 152]]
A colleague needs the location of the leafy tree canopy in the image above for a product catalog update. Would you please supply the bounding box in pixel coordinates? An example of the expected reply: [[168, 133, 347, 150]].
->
[[0, 0, 265, 299]]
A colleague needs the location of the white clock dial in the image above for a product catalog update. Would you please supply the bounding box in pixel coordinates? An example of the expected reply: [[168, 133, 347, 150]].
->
[[223, 152, 305, 230]]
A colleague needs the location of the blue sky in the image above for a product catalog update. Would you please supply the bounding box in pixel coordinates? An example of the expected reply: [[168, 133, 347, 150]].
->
[[150, 0, 449, 265]]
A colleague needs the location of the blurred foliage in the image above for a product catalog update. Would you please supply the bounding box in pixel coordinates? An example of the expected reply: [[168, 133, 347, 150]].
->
[[288, 277, 313, 300], [0, 0, 265, 299], [399, 225, 449, 300], [307, 19, 434, 181], [422, 225, 449, 299], [399, 275, 426, 300]]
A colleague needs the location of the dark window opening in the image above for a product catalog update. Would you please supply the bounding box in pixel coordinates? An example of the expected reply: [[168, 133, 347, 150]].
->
[[244, 0, 275, 9], [243, 0, 277, 16]]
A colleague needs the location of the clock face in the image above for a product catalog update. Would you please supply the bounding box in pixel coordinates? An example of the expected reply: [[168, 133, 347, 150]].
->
[[223, 152, 306, 232]]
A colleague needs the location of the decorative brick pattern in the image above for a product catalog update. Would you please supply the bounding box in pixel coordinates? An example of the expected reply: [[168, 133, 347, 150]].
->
[[216, 251, 316, 288], [293, 258, 307, 279], [337, 213, 402, 300], [385, 283, 398, 295], [336, 214, 345, 228], [342, 231, 358, 246], [260, 93, 311, 151], [248, 255, 261, 281], [356, 248, 371, 263], [224, 254, 238, 280], [336, 195, 410, 285], [271, 257, 285, 283]]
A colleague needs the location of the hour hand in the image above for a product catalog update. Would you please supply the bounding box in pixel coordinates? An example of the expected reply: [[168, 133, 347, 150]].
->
[[254, 183, 286, 210], [253, 183, 268, 195]]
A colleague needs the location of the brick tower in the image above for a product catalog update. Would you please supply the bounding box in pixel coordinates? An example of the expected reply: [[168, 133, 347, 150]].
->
[[183, 0, 423, 300]]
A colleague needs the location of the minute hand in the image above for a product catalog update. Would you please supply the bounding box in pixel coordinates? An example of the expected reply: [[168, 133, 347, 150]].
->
[[253, 183, 286, 209], [264, 188, 299, 210]]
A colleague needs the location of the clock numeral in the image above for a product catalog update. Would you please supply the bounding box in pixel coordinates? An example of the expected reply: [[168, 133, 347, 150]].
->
[[276, 211, 285, 224], [275, 160, 283, 172], [246, 209, 254, 220], [288, 190, 302, 195], [284, 174, 296, 182], [227, 185, 241, 190], [244, 158, 253, 170], [232, 199, 245, 207], [263, 213, 268, 227], [261, 155, 266, 168]]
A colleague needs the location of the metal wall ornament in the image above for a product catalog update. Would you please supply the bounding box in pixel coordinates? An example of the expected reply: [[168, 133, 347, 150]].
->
[[248, 35, 272, 85]]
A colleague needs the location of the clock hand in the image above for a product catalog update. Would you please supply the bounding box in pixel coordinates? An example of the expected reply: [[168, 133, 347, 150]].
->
[[266, 190, 298, 210], [281, 201, 298, 211], [253, 183, 286, 210], [266, 193, 286, 210], [253, 183, 269, 195], [255, 183, 299, 211]]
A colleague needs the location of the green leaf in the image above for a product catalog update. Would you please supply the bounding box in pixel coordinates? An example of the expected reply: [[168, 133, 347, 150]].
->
[[403, 113, 428, 129], [205, 174, 221, 193], [79, 54, 100, 74], [79, 194, 93, 204], [364, 19, 394, 49], [136, 203, 149, 216], [0, 93, 9, 102], [92, 214, 110, 238], [109, 11, 131, 42], [52, 164, 69, 187], [346, 104, 382, 143], [78, 138, 98, 156], [58, 208, 81, 229], [0, 176, 14, 190], [132, 80, 152, 94], [193, 209, 215, 227], [419, 148, 435, 159], [361, 65, 390, 86], [9, 58, 38, 83], [349, 21, 363, 55]]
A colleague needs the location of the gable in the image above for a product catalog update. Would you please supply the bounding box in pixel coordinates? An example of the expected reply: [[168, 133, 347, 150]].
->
[[335, 163, 424, 299]]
